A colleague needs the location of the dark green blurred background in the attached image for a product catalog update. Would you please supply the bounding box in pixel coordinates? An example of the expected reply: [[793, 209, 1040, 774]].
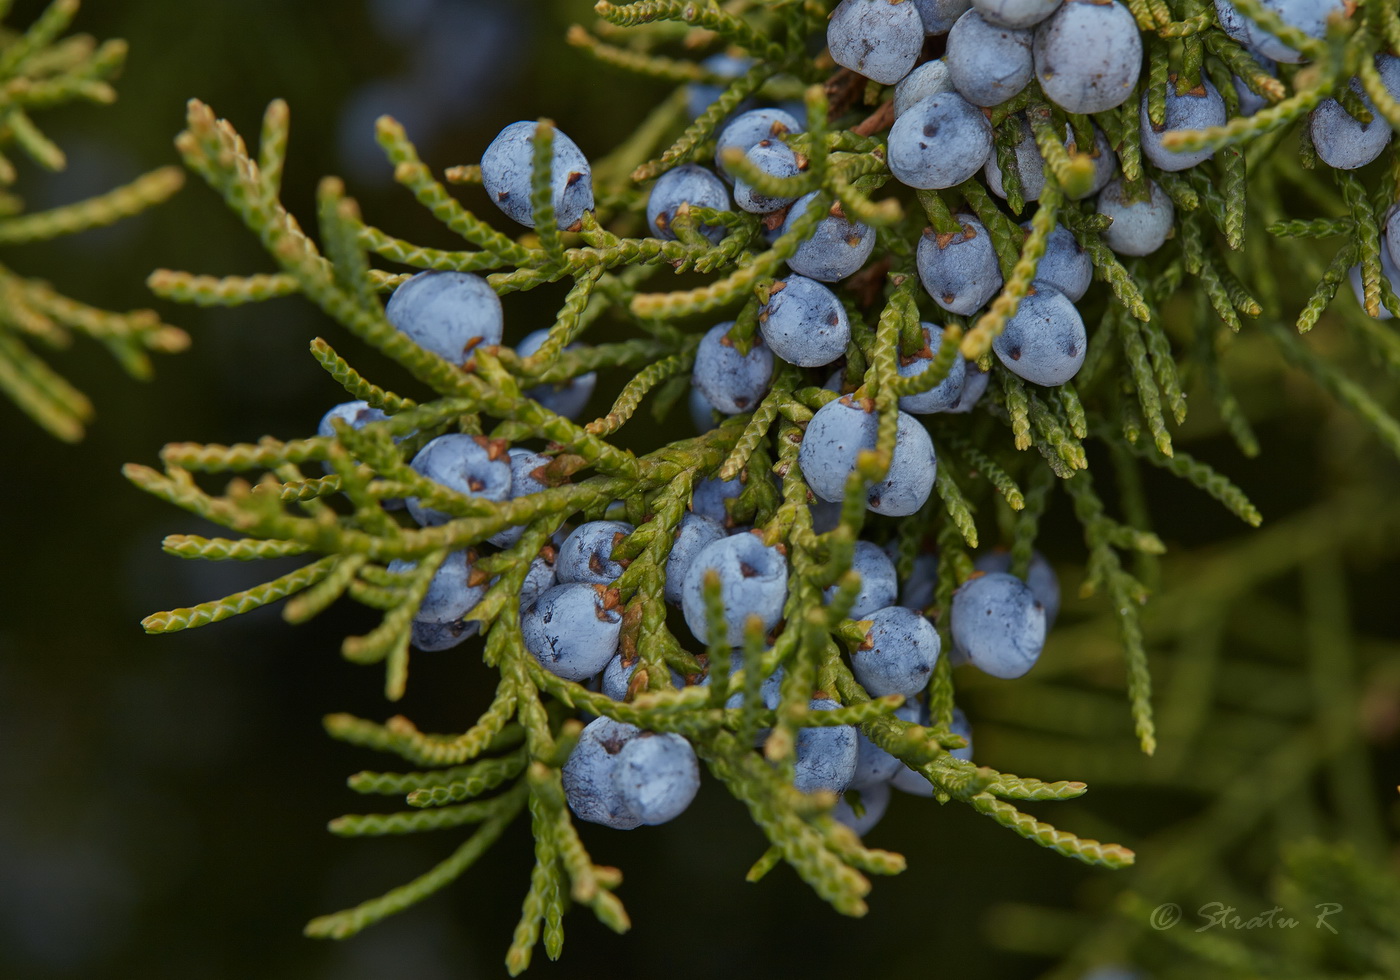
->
[[1, 2, 1396, 978]]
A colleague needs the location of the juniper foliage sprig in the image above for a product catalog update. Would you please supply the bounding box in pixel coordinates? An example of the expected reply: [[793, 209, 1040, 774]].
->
[[126, 0, 1400, 971], [0, 0, 186, 441]]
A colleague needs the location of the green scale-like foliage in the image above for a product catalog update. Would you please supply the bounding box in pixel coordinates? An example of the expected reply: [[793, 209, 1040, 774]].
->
[[126, 0, 1400, 972], [0, 0, 186, 441]]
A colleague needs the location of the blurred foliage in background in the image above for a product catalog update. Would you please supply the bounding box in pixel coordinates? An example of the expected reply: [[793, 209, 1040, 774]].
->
[[0, 1, 1396, 978]]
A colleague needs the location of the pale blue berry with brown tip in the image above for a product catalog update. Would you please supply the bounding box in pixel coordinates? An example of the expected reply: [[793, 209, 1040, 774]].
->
[[406, 433, 512, 527], [896, 322, 968, 415], [1096, 178, 1175, 257], [1140, 76, 1227, 172], [714, 107, 804, 180], [562, 717, 643, 829], [601, 653, 687, 701], [851, 605, 941, 697], [758, 275, 851, 368], [798, 397, 938, 517], [692, 321, 774, 414], [557, 520, 634, 585], [680, 532, 788, 645], [1213, 0, 1345, 64], [733, 139, 806, 214], [646, 163, 731, 245], [827, 0, 925, 84], [916, 213, 1003, 315], [1309, 58, 1400, 171], [887, 93, 994, 190], [488, 448, 553, 548], [385, 270, 503, 366], [481, 120, 594, 230], [522, 582, 623, 682], [519, 549, 558, 611], [665, 513, 727, 604], [781, 192, 876, 282], [992, 284, 1086, 387]]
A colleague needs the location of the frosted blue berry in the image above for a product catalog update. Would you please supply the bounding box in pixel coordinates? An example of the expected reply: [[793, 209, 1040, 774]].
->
[[318, 400, 389, 438], [692, 321, 774, 414], [948, 361, 991, 414], [888, 546, 939, 610], [946, 10, 1034, 107], [781, 192, 876, 281], [689, 386, 720, 432], [894, 60, 955, 119], [733, 139, 806, 214], [827, 0, 925, 84], [688, 53, 754, 119], [833, 780, 891, 836], [985, 119, 1114, 203], [851, 605, 941, 697], [809, 496, 844, 534], [613, 731, 701, 825], [406, 433, 512, 527], [393, 550, 488, 652], [602, 653, 686, 701], [1347, 246, 1400, 320], [1024, 221, 1092, 302], [519, 550, 558, 610], [481, 120, 594, 230], [897, 322, 968, 414], [1140, 76, 1227, 172], [850, 729, 903, 790], [516, 329, 596, 420], [680, 532, 788, 645], [1033, 0, 1142, 114], [665, 513, 727, 604], [891, 702, 972, 795], [487, 448, 552, 548], [794, 697, 859, 794], [887, 93, 994, 189], [992, 284, 1086, 387], [562, 717, 643, 829], [1232, 55, 1277, 116], [557, 520, 633, 585], [691, 474, 744, 525], [913, 0, 975, 34], [823, 540, 899, 619], [950, 571, 1047, 678], [917, 214, 1003, 315], [385, 271, 504, 366], [758, 275, 851, 368], [714, 108, 804, 180], [522, 583, 622, 682], [974, 547, 1061, 626], [1309, 59, 1400, 171], [1097, 178, 1174, 257], [646, 163, 731, 245], [1213, 0, 1345, 64], [1384, 206, 1400, 279], [973, 0, 1061, 28], [798, 397, 938, 517]]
